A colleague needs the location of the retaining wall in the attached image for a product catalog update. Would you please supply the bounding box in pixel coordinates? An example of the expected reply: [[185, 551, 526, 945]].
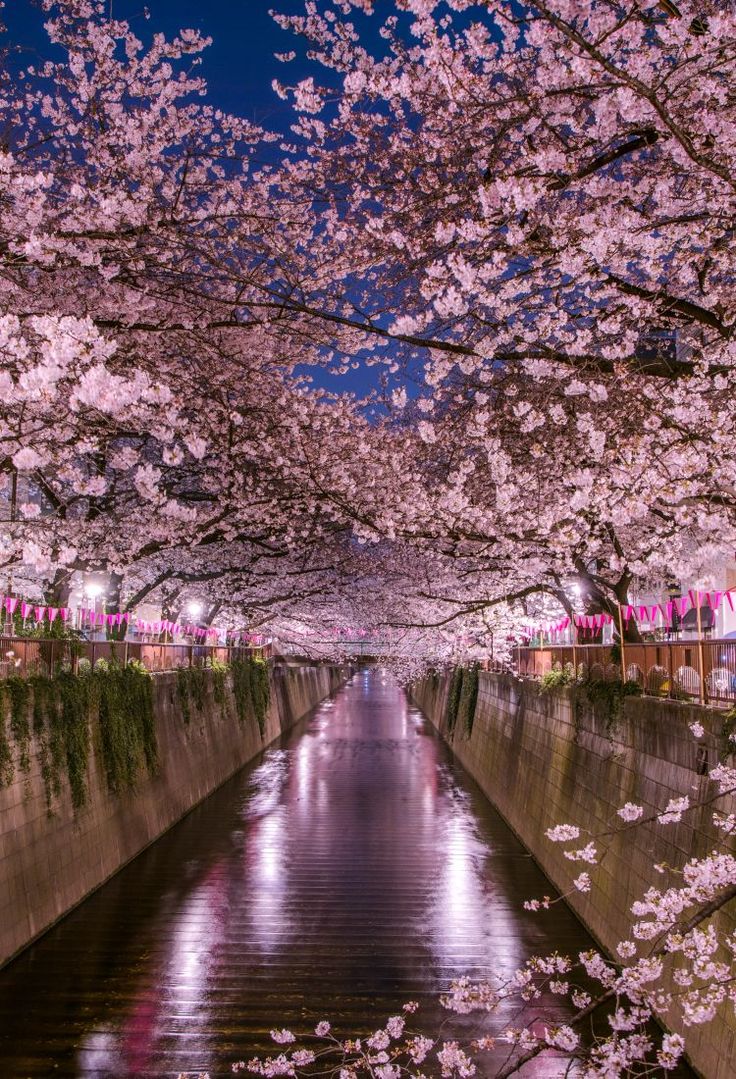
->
[[0, 661, 346, 968], [412, 671, 736, 1079]]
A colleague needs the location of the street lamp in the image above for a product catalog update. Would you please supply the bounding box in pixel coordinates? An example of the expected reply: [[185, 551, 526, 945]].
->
[[84, 582, 104, 638], [188, 601, 202, 619], [85, 582, 103, 609]]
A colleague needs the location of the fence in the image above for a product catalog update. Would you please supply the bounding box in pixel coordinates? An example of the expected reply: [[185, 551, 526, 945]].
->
[[0, 637, 272, 680], [516, 639, 736, 706]]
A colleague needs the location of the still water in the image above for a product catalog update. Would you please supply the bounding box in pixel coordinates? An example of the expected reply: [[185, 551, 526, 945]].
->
[[0, 670, 600, 1077]]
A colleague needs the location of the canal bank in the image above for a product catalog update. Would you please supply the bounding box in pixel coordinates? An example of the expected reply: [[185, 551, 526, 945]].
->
[[0, 670, 598, 1077], [411, 669, 735, 1079], [0, 660, 348, 969]]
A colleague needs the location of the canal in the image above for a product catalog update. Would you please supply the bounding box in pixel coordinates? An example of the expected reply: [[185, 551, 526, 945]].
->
[[0, 669, 599, 1077]]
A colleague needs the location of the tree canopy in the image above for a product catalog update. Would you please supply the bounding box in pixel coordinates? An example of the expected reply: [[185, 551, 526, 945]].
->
[[2, 0, 736, 665]]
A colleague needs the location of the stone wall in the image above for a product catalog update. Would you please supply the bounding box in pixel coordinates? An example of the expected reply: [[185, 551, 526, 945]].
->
[[412, 671, 736, 1079], [0, 661, 346, 969]]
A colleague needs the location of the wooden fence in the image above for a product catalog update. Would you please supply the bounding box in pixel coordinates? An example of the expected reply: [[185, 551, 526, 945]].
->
[[515, 639, 736, 706], [0, 637, 271, 680]]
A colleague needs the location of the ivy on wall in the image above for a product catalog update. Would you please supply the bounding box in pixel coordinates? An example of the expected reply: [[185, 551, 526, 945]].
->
[[6, 678, 31, 773], [578, 678, 642, 735], [210, 659, 228, 710], [0, 664, 157, 812], [95, 664, 158, 794], [0, 703, 12, 787], [445, 666, 464, 735], [231, 657, 270, 736], [176, 664, 222, 725], [176, 667, 195, 725], [175, 657, 270, 733], [458, 664, 480, 737], [443, 665, 480, 738], [0, 659, 272, 813]]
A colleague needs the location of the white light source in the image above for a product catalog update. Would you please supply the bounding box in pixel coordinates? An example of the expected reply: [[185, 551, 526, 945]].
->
[[86, 583, 103, 599], [188, 601, 202, 618]]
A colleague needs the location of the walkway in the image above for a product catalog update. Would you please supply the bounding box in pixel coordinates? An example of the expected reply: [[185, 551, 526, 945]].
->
[[0, 670, 597, 1077]]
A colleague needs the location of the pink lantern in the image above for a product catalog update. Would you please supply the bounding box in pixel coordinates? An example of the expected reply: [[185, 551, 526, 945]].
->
[[47, 607, 59, 623], [5, 596, 18, 615], [60, 607, 69, 622]]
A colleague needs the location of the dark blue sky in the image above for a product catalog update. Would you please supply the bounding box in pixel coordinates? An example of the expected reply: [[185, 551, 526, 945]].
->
[[6, 1, 305, 129], [4, 0, 406, 403]]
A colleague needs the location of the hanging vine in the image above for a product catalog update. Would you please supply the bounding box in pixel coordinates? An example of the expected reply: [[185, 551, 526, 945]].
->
[[445, 666, 464, 735], [57, 671, 92, 809], [6, 676, 32, 774], [210, 658, 228, 712], [0, 660, 268, 811], [176, 667, 192, 726], [0, 663, 158, 812], [231, 657, 252, 725], [95, 664, 157, 794], [231, 658, 270, 736], [0, 691, 13, 788], [28, 674, 63, 810], [458, 664, 480, 737], [176, 665, 209, 725]]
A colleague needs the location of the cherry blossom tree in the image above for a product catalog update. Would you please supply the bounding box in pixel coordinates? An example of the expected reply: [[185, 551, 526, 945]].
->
[[2, 2, 736, 1073], [268, 0, 736, 621]]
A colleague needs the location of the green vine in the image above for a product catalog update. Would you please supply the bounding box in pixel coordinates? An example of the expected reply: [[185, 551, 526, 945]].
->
[[458, 663, 480, 737], [95, 664, 157, 794], [0, 695, 13, 788], [231, 658, 270, 736], [251, 659, 270, 736], [0, 663, 159, 812], [6, 676, 31, 773], [445, 666, 464, 735], [57, 671, 92, 809], [539, 664, 577, 692], [578, 678, 643, 735], [28, 674, 64, 810], [0, 660, 277, 811], [176, 665, 208, 725], [232, 657, 252, 725], [209, 658, 229, 712], [176, 667, 192, 726]]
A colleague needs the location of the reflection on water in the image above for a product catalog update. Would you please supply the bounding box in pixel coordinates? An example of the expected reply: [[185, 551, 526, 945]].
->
[[0, 671, 601, 1077]]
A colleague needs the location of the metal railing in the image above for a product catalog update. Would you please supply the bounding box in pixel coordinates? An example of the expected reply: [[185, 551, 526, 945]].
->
[[0, 637, 272, 680], [516, 639, 736, 706]]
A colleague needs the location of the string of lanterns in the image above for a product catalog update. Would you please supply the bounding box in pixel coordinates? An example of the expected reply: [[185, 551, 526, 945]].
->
[[522, 588, 735, 640], [0, 595, 268, 646]]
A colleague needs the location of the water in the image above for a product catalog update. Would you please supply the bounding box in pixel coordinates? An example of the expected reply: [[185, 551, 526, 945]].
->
[[0, 670, 605, 1077]]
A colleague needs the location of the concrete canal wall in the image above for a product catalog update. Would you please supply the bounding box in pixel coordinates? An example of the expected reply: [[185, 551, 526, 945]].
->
[[412, 670, 736, 1079], [0, 661, 347, 969]]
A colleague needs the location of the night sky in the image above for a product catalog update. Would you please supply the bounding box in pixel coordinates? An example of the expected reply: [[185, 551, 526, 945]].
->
[[5, 1, 306, 129], [4, 0, 395, 400]]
